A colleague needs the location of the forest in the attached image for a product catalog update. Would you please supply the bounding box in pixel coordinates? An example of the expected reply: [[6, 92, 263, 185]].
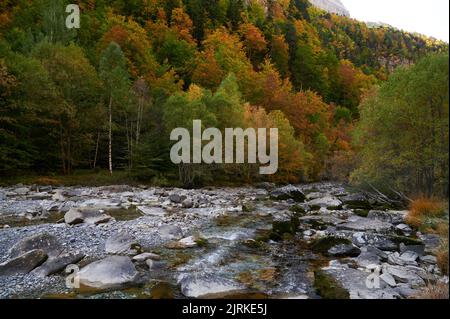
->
[[0, 0, 448, 197]]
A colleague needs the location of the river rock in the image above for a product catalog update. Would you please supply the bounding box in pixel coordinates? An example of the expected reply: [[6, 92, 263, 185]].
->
[[0, 249, 47, 276], [31, 251, 85, 277], [105, 233, 140, 255], [137, 206, 165, 216], [132, 252, 161, 262], [146, 259, 167, 271], [270, 185, 306, 202], [77, 256, 138, 290], [351, 232, 397, 251], [182, 198, 193, 208], [169, 194, 186, 204], [368, 210, 407, 225], [380, 272, 396, 287], [64, 208, 111, 225], [9, 233, 62, 259], [338, 216, 394, 233], [158, 225, 183, 240], [328, 244, 361, 257], [340, 193, 371, 209], [14, 187, 30, 195], [308, 196, 342, 209], [0, 192, 6, 201], [179, 273, 246, 298]]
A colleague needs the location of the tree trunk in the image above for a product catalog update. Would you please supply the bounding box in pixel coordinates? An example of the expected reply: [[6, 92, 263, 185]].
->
[[108, 95, 113, 176], [94, 130, 100, 169]]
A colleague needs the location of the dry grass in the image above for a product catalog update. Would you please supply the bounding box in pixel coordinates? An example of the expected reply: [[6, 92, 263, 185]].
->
[[405, 197, 446, 229], [411, 282, 449, 299], [437, 239, 449, 275]]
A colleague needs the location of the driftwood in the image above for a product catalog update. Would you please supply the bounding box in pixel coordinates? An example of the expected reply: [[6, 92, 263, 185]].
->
[[363, 182, 409, 208]]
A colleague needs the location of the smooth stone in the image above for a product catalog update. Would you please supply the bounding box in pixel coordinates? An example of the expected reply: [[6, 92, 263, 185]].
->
[[132, 252, 161, 262], [179, 274, 246, 298], [182, 199, 194, 208], [9, 233, 62, 259], [146, 259, 167, 271], [308, 196, 342, 209], [420, 255, 437, 264], [380, 272, 397, 287], [31, 252, 85, 277], [105, 233, 139, 255], [158, 225, 183, 240], [77, 256, 138, 290], [137, 206, 165, 216], [0, 249, 47, 276], [169, 194, 186, 204]]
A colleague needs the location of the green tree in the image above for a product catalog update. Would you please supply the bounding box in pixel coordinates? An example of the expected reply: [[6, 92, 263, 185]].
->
[[352, 53, 449, 196], [99, 42, 132, 175]]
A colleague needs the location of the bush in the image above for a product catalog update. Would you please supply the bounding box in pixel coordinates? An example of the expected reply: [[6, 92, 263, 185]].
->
[[405, 197, 446, 229], [412, 282, 449, 299]]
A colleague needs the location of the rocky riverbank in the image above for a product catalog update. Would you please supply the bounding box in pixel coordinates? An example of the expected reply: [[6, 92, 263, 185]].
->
[[0, 183, 447, 299]]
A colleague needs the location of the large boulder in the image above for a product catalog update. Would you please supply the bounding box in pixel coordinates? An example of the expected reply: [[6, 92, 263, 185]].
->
[[0, 249, 47, 276], [351, 232, 398, 251], [64, 208, 111, 225], [9, 233, 62, 259], [77, 256, 138, 290], [340, 193, 371, 209], [105, 233, 140, 255], [308, 196, 342, 210], [31, 252, 85, 277], [158, 225, 183, 240], [270, 185, 306, 202], [356, 246, 387, 268], [169, 194, 186, 204], [179, 273, 246, 298]]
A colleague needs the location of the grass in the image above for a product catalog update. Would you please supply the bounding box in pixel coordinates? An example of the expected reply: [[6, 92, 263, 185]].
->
[[411, 282, 449, 299], [405, 197, 449, 275], [405, 197, 447, 230]]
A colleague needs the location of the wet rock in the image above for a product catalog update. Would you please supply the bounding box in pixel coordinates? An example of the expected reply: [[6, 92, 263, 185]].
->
[[146, 259, 167, 271], [64, 208, 111, 225], [169, 194, 186, 204], [308, 196, 342, 209], [270, 185, 306, 202], [338, 216, 394, 233], [328, 244, 361, 257], [311, 236, 353, 255], [132, 252, 161, 262], [9, 233, 62, 259], [31, 252, 85, 277], [105, 233, 140, 255], [78, 256, 138, 290], [165, 236, 197, 249], [0, 249, 47, 276], [179, 274, 246, 298]]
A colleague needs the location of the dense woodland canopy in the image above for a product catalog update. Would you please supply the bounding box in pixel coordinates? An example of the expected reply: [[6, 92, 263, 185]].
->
[[0, 0, 448, 195]]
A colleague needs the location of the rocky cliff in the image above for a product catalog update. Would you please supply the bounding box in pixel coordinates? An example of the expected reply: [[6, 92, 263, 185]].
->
[[309, 0, 350, 17]]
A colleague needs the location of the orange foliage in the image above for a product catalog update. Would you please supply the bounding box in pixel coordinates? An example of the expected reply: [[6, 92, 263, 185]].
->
[[406, 197, 446, 228]]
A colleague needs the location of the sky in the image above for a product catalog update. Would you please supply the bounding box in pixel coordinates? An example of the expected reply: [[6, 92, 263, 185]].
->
[[341, 0, 449, 42]]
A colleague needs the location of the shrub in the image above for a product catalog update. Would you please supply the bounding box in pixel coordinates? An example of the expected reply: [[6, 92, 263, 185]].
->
[[436, 239, 449, 275], [405, 197, 446, 229]]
